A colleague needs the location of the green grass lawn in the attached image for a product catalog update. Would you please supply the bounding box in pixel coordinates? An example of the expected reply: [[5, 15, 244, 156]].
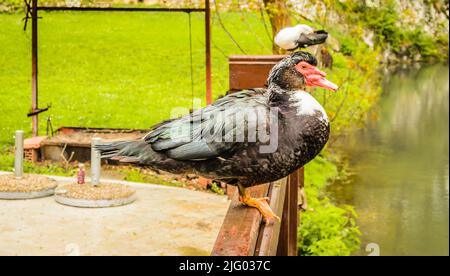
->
[[0, 11, 273, 145]]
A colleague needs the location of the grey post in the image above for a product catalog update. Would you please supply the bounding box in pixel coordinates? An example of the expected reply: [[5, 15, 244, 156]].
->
[[91, 137, 101, 186], [14, 130, 24, 179]]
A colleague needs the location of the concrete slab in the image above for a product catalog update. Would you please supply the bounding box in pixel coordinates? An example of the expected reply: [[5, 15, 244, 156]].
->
[[0, 187, 55, 200], [0, 172, 230, 256]]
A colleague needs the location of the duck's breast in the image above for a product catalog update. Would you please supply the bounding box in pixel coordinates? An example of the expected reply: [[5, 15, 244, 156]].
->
[[280, 90, 330, 167], [288, 90, 329, 124]]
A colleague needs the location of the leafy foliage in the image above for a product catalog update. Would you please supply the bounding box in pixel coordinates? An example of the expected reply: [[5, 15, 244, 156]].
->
[[332, 0, 449, 61], [0, 146, 77, 175], [298, 155, 361, 256], [359, 2, 402, 51], [0, 0, 23, 12], [121, 168, 186, 187], [210, 182, 225, 195], [0, 1, 102, 12]]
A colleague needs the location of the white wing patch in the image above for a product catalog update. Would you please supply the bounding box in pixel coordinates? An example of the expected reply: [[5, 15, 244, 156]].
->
[[289, 90, 328, 123]]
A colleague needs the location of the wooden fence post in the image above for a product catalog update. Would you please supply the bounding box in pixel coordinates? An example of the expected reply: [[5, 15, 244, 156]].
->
[[276, 168, 303, 256]]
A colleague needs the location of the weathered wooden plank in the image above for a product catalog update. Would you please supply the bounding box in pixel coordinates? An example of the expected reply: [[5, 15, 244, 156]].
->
[[211, 184, 269, 256], [254, 178, 287, 256], [276, 169, 302, 256], [226, 184, 237, 200], [288, 169, 300, 256], [229, 55, 287, 61], [277, 179, 291, 255], [297, 168, 305, 256]]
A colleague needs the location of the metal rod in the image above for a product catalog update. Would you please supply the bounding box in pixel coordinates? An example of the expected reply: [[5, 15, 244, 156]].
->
[[37, 7, 206, 12], [91, 137, 101, 186], [188, 12, 195, 110], [205, 0, 212, 105], [31, 0, 38, 136], [14, 130, 24, 179]]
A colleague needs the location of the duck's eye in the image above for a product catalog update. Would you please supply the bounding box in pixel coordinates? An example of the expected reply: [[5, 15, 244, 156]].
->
[[295, 62, 310, 72]]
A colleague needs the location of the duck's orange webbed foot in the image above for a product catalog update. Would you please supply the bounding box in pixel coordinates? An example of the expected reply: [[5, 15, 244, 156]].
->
[[238, 185, 281, 224]]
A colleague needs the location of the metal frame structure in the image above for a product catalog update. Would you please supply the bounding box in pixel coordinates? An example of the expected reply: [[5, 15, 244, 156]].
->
[[25, 0, 212, 137]]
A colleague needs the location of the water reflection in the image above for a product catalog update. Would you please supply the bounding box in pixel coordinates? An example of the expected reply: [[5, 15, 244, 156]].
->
[[330, 64, 449, 256]]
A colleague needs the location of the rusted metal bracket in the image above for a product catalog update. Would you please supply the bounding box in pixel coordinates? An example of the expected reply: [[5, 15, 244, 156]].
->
[[22, 0, 32, 31], [23, 0, 41, 31], [27, 104, 51, 117]]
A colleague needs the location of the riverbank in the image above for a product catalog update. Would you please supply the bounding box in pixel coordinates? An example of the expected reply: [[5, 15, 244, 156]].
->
[[328, 64, 449, 256], [294, 0, 448, 255]]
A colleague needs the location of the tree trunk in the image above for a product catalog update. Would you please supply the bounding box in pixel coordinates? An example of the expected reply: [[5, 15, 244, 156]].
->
[[263, 0, 291, 54]]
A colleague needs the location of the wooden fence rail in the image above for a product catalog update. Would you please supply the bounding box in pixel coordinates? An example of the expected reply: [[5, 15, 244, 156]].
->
[[211, 168, 303, 256]]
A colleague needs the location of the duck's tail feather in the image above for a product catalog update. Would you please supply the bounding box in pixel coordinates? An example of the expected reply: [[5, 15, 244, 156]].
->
[[95, 140, 149, 164]]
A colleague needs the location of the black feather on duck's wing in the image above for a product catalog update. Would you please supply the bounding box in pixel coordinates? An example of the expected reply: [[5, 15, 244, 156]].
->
[[143, 89, 269, 161]]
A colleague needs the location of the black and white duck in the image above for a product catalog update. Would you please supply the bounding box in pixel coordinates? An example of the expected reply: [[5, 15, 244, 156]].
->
[[96, 51, 338, 222]]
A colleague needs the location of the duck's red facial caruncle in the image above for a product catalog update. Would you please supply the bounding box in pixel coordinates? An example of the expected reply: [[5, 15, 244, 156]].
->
[[295, 61, 338, 91]]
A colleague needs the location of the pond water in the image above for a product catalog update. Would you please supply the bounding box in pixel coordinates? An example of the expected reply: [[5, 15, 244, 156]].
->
[[329, 64, 449, 256]]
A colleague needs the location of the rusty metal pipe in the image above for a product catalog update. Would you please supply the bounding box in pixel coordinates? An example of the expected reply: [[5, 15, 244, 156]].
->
[[37, 7, 206, 12], [31, 0, 38, 136], [205, 0, 212, 105]]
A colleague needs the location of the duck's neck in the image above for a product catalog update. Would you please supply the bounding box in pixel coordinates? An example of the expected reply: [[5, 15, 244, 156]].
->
[[267, 83, 305, 105], [267, 84, 329, 124]]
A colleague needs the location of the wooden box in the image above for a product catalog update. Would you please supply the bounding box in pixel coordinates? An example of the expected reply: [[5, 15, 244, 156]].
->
[[228, 55, 286, 91]]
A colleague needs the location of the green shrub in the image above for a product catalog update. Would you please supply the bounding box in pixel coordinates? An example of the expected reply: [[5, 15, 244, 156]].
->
[[298, 155, 361, 256], [340, 36, 357, 56], [0, 1, 112, 13], [362, 3, 403, 52], [404, 29, 448, 60], [0, 149, 76, 176], [299, 201, 360, 256], [330, 0, 448, 61], [211, 182, 225, 195]]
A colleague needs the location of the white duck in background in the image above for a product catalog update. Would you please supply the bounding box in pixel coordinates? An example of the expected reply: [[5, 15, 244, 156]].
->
[[275, 24, 328, 51]]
